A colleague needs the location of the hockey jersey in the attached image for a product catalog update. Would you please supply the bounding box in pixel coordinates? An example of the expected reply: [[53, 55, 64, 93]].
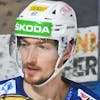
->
[[0, 76, 99, 100]]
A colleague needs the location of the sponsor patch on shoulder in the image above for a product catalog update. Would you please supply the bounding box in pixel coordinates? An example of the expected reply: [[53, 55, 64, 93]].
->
[[78, 89, 96, 100], [0, 80, 16, 96]]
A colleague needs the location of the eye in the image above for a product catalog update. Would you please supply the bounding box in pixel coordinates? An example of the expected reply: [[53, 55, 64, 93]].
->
[[38, 45, 49, 50], [20, 42, 29, 48]]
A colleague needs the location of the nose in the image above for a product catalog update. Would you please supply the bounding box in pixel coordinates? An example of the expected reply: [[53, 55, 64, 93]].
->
[[26, 45, 37, 64]]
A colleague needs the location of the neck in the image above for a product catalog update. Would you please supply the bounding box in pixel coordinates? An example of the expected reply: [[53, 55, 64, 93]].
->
[[24, 74, 70, 100]]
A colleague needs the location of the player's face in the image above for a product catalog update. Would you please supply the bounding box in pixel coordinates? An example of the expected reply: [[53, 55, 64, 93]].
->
[[19, 37, 58, 85]]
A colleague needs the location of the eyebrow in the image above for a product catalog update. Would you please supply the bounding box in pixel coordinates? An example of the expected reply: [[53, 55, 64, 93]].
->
[[21, 38, 46, 44], [18, 37, 58, 48]]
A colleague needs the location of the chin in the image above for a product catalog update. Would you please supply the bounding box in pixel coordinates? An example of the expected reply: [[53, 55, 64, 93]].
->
[[24, 76, 47, 86], [24, 75, 40, 85]]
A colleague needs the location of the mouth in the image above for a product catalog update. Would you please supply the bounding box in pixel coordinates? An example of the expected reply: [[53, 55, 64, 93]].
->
[[24, 67, 40, 75]]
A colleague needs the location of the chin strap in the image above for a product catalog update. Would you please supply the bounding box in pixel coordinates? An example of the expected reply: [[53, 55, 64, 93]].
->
[[34, 44, 75, 87]]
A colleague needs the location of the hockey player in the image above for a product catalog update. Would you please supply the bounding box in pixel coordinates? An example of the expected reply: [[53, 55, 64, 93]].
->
[[0, 0, 100, 100]]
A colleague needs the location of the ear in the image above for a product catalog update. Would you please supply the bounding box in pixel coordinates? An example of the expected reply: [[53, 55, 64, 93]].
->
[[61, 43, 73, 63]]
